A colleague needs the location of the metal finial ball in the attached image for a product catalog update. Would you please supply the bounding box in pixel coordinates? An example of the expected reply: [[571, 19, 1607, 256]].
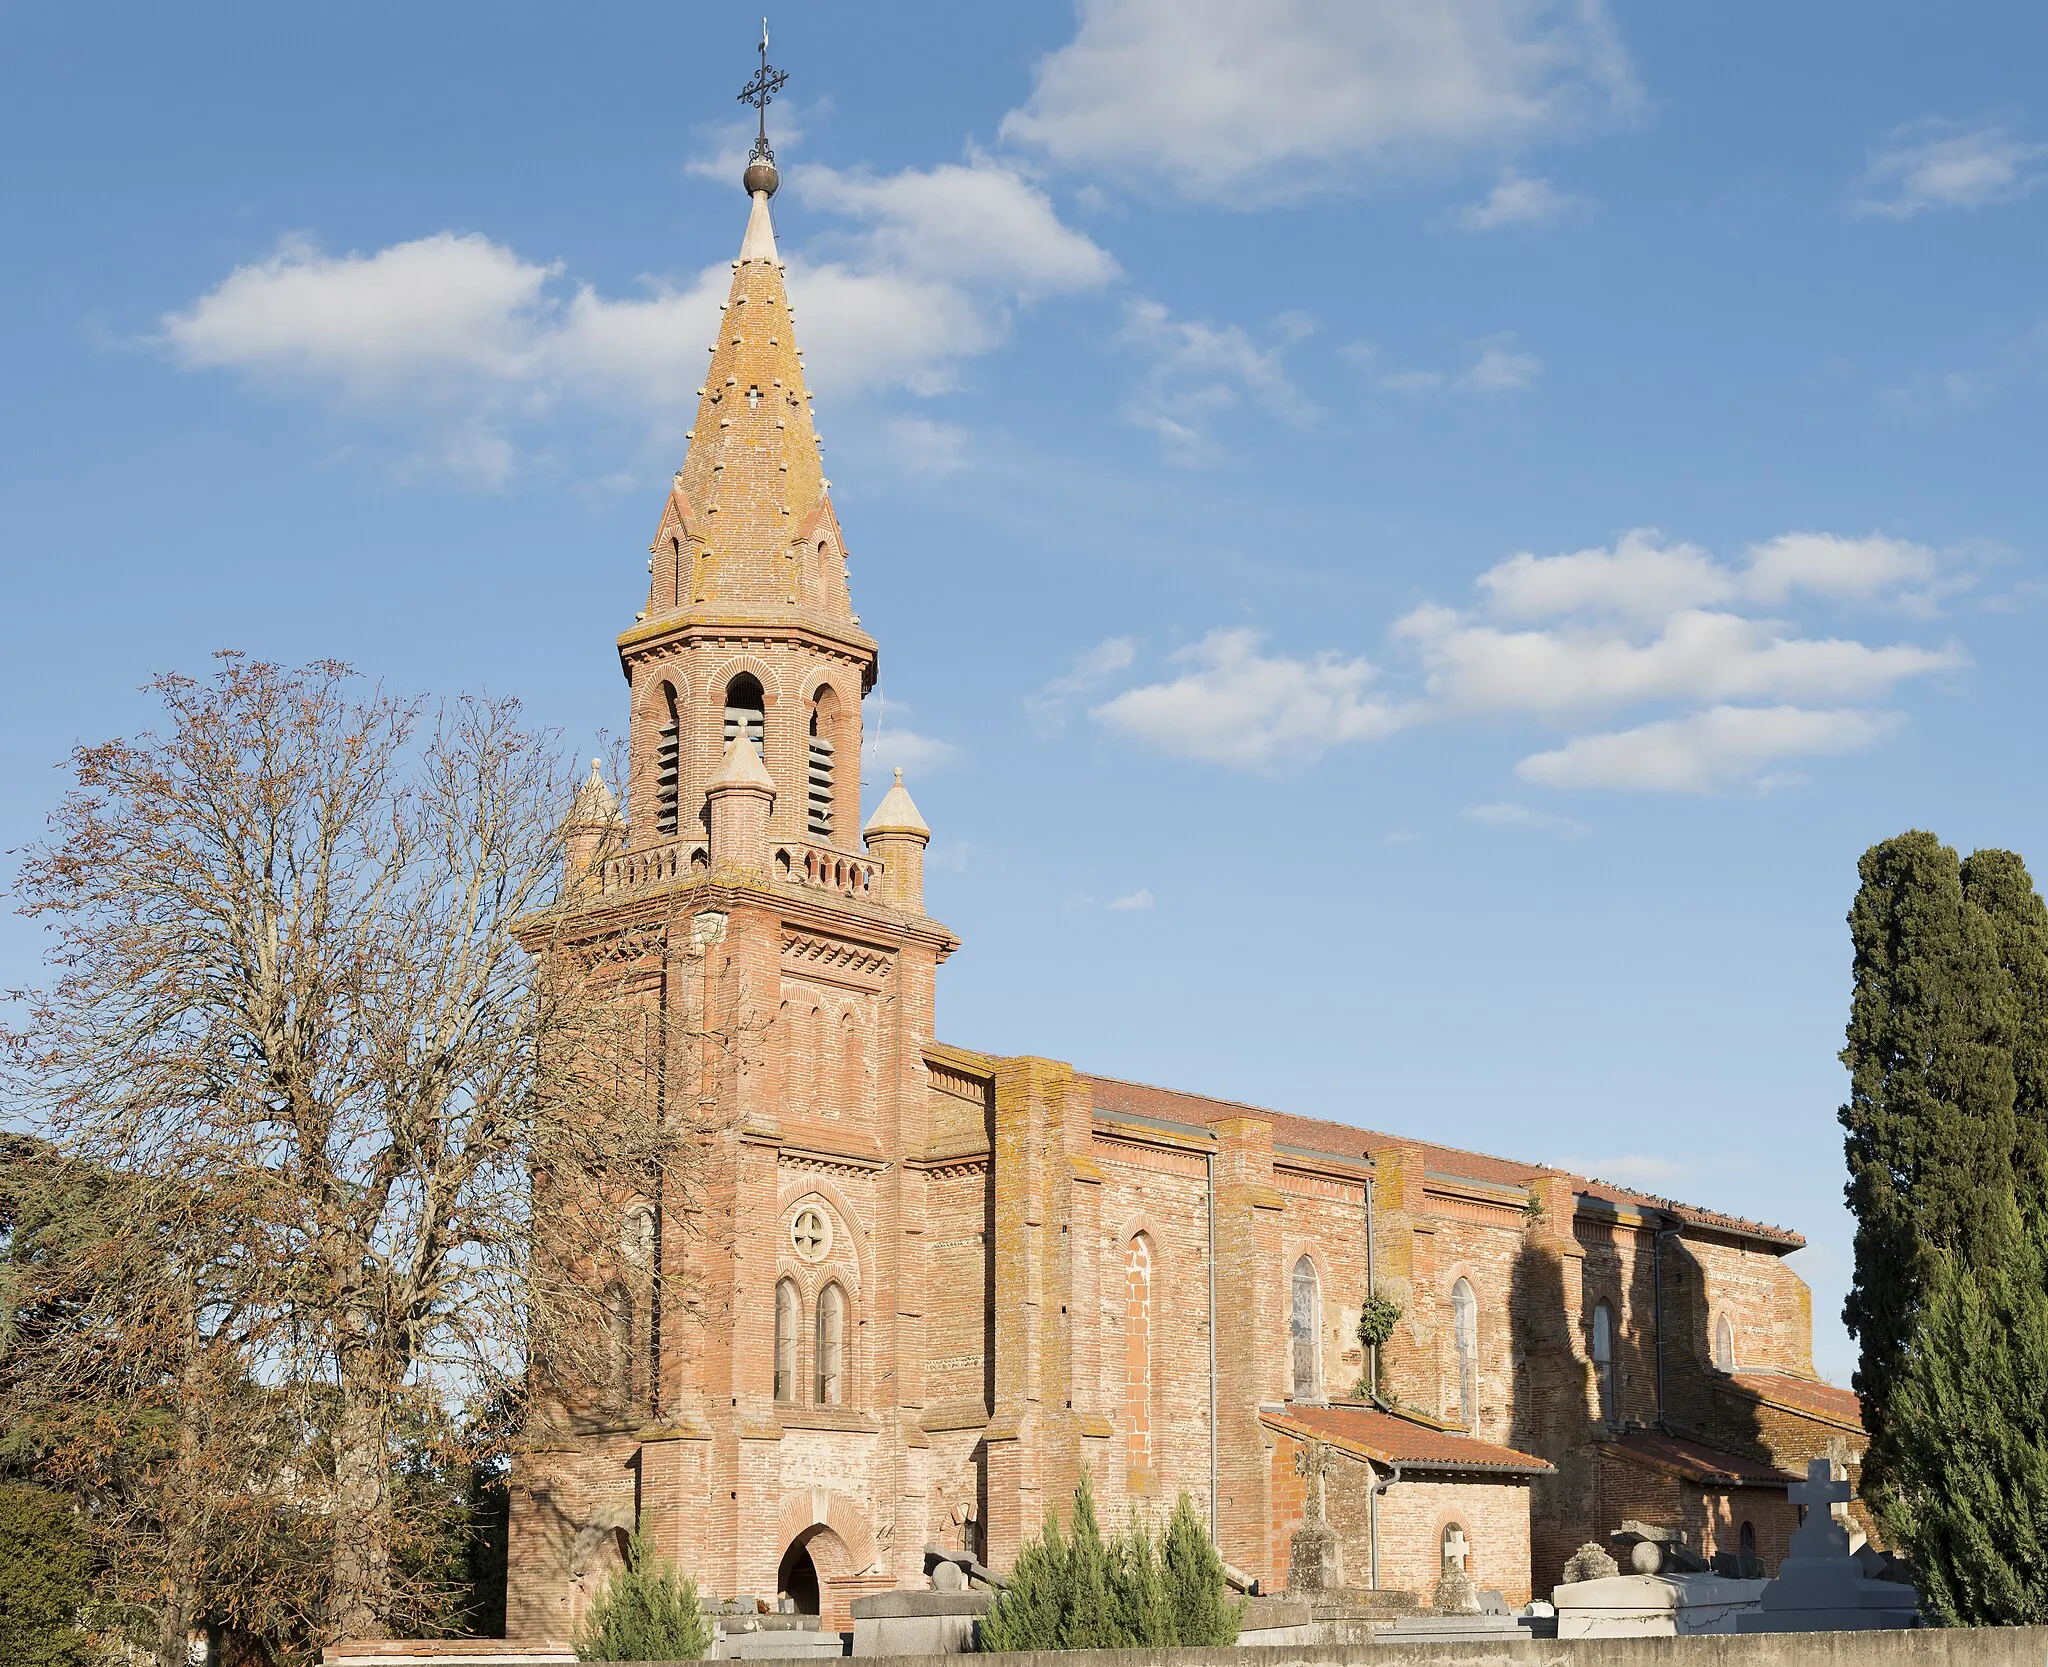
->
[[744, 157, 780, 197]]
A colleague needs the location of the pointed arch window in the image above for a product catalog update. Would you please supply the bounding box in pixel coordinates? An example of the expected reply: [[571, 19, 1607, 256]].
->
[[655, 683, 680, 837], [815, 1282, 846, 1406], [606, 1280, 634, 1410], [723, 673, 765, 756], [1290, 1256, 1320, 1401], [1592, 1300, 1616, 1427], [807, 687, 839, 836], [1125, 1235, 1154, 1473], [1715, 1313, 1738, 1373], [1451, 1278, 1478, 1429], [774, 1277, 800, 1403]]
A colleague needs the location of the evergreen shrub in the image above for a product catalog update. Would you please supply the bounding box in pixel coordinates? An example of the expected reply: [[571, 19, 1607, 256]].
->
[[980, 1477, 1239, 1651], [0, 1483, 95, 1667], [574, 1531, 711, 1662]]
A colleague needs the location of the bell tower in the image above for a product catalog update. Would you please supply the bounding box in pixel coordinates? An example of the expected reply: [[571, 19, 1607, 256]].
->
[[617, 156, 880, 881], [507, 54, 964, 1636]]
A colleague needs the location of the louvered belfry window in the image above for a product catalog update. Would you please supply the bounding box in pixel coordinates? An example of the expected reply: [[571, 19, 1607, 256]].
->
[[807, 709, 833, 836], [655, 686, 680, 837], [722, 673, 766, 755]]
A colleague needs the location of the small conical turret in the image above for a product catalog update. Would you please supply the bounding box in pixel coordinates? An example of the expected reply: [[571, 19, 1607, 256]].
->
[[562, 758, 623, 894], [863, 768, 931, 913], [706, 731, 776, 875]]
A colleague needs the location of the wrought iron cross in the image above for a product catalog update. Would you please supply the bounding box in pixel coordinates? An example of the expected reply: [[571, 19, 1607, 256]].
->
[[738, 19, 788, 164]]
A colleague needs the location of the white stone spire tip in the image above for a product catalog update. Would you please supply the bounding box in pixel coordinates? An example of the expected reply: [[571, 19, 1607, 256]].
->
[[740, 190, 780, 264]]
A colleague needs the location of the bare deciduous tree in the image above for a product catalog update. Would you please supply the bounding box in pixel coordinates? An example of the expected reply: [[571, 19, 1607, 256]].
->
[[3, 654, 733, 1648]]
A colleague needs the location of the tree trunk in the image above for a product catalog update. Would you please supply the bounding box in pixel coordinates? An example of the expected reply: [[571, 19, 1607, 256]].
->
[[328, 1384, 392, 1641], [157, 1281, 208, 1667]]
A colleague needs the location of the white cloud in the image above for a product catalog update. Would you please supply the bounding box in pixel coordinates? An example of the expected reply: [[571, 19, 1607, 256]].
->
[[1091, 628, 1411, 768], [1742, 531, 1941, 605], [1474, 528, 1948, 621], [1107, 888, 1156, 911], [1855, 119, 2048, 218], [1027, 638, 1139, 737], [1462, 335, 1544, 392], [1122, 299, 1303, 465], [161, 161, 1116, 477], [1083, 527, 1966, 791], [1000, 0, 1637, 205], [1516, 705, 1902, 792], [162, 232, 556, 397], [1378, 333, 1542, 396], [1452, 169, 1580, 230], [791, 160, 1119, 301], [863, 697, 959, 777], [1462, 801, 1586, 835], [1401, 605, 1956, 718], [885, 416, 968, 476]]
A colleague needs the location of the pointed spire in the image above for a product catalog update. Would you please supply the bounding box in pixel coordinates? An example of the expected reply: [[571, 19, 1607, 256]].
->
[[863, 768, 929, 838], [650, 176, 846, 624]]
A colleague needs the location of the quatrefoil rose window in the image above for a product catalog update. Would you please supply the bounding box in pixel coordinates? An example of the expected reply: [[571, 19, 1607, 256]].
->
[[791, 1204, 832, 1263]]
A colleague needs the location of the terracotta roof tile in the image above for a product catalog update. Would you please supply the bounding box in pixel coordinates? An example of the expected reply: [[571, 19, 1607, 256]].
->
[[1731, 1372, 1864, 1432], [1084, 1075, 1544, 1188], [1260, 1403, 1553, 1476], [1599, 1430, 1801, 1487], [1574, 1178, 1804, 1250], [1081, 1072, 1802, 1247]]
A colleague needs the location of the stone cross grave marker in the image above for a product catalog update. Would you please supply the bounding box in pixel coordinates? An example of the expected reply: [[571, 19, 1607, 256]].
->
[[1294, 1438, 1333, 1523], [1443, 1526, 1469, 1573]]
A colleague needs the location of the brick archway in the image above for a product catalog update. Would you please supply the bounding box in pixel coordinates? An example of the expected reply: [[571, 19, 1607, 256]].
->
[[773, 1488, 884, 1629]]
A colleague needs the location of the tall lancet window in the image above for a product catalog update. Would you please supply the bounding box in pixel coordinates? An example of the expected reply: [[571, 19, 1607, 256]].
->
[[774, 1277, 800, 1403], [807, 688, 838, 837], [1592, 1300, 1616, 1428], [606, 1281, 634, 1410], [655, 684, 680, 837], [815, 1282, 846, 1406], [1290, 1256, 1319, 1401], [1125, 1235, 1154, 1473], [723, 673, 766, 756], [1451, 1278, 1478, 1429], [1715, 1313, 1738, 1373]]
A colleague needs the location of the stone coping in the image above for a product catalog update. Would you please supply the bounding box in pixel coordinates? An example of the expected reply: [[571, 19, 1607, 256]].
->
[[833, 1630, 2038, 1665], [848, 1591, 993, 1620]]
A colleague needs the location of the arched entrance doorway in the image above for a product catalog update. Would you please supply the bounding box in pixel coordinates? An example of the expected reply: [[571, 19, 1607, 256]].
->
[[774, 1531, 823, 1613]]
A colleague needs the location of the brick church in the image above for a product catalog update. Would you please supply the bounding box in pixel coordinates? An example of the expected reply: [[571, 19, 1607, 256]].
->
[[505, 143, 1864, 1639]]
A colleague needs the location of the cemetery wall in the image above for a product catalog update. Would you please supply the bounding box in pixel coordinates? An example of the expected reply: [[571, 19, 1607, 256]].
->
[[793, 1632, 2048, 1667]]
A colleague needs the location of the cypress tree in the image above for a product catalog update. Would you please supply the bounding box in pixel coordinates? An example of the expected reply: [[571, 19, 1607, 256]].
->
[[1107, 1515, 1171, 1647], [1160, 1492, 1240, 1646], [1841, 834, 2048, 1621], [1886, 1227, 2048, 1623], [978, 1507, 1068, 1653], [1840, 831, 2019, 1511], [1057, 1470, 1115, 1650], [1962, 849, 2048, 1216]]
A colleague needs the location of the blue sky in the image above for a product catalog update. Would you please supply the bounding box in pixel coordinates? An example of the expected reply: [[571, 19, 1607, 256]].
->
[[6, 1, 2048, 1382]]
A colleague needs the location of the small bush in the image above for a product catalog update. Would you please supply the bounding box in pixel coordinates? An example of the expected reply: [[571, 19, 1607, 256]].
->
[[574, 1531, 711, 1662], [1356, 1293, 1402, 1351]]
